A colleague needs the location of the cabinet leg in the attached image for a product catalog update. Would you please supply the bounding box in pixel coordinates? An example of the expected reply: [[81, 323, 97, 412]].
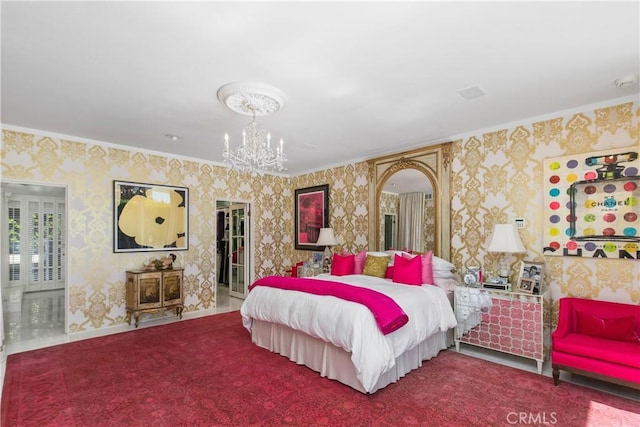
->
[[134, 313, 139, 328], [537, 360, 543, 375], [176, 306, 183, 319], [455, 341, 460, 352]]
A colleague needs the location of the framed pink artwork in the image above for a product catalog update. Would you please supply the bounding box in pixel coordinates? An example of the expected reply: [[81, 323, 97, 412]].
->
[[295, 184, 329, 251]]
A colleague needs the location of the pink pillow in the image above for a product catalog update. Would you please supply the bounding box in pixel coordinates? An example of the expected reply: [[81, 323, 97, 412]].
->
[[576, 311, 639, 342], [402, 251, 435, 285], [393, 254, 422, 286], [331, 253, 355, 276], [420, 251, 435, 285], [353, 250, 367, 274], [340, 249, 367, 274], [385, 266, 394, 279]]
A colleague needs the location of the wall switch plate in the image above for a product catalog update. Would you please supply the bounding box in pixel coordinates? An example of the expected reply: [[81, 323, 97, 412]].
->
[[514, 218, 525, 229]]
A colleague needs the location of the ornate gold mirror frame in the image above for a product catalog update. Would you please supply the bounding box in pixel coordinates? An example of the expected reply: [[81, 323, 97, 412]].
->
[[367, 142, 452, 260]]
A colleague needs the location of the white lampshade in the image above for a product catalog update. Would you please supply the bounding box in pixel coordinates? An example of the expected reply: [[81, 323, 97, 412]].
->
[[487, 223, 526, 279], [487, 224, 526, 254], [316, 228, 337, 246]]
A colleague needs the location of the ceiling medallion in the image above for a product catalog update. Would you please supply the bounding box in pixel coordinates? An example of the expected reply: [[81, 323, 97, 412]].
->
[[217, 81, 286, 116]]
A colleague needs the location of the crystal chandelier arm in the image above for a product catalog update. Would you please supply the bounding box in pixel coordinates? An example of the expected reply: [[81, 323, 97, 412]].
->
[[222, 116, 286, 173], [218, 82, 287, 174]]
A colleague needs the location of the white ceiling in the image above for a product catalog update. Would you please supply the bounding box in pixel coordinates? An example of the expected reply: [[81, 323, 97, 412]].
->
[[2, 1, 639, 178]]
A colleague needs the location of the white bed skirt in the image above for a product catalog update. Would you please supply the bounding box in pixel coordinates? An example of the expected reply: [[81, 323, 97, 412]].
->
[[251, 319, 451, 394]]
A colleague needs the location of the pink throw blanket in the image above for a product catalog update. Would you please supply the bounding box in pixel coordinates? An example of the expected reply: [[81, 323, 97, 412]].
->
[[251, 276, 409, 335]]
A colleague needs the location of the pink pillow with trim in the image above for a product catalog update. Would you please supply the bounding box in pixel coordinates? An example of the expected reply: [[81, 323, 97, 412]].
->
[[393, 254, 422, 286], [402, 251, 435, 285], [576, 311, 639, 342], [331, 253, 355, 276]]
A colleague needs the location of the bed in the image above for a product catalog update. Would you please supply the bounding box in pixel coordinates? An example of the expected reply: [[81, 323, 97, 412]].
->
[[240, 272, 457, 393]]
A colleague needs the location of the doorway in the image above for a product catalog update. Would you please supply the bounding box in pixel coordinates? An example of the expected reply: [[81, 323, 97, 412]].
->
[[216, 200, 250, 311], [1, 181, 67, 354], [384, 214, 397, 251]]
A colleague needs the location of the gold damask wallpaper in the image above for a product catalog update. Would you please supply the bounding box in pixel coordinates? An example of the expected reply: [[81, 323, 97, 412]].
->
[[450, 100, 640, 326], [1, 97, 638, 338], [0, 132, 296, 332], [424, 198, 435, 252], [0, 130, 370, 334], [290, 163, 370, 261]]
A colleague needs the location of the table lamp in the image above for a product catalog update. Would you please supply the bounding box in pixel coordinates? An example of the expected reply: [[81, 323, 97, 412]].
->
[[316, 228, 338, 272], [487, 223, 526, 281]]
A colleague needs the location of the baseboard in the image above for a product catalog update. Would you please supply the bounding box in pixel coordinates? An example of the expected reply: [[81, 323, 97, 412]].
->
[[0, 355, 5, 404], [70, 307, 220, 342], [4, 307, 230, 357]]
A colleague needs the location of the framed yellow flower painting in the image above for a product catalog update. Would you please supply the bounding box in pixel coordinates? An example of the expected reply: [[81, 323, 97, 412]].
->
[[113, 181, 188, 252]]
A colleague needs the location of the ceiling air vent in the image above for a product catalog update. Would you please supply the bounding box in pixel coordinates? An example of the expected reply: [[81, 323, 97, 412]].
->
[[457, 85, 486, 100]]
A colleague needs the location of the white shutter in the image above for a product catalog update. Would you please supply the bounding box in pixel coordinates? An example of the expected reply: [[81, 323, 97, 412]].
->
[[57, 201, 65, 282], [28, 200, 40, 283], [8, 200, 21, 282], [5, 195, 65, 290]]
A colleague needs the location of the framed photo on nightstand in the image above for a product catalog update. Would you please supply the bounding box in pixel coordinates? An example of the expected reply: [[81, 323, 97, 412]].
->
[[463, 265, 482, 287], [517, 261, 544, 294], [516, 277, 535, 294], [312, 251, 324, 266]]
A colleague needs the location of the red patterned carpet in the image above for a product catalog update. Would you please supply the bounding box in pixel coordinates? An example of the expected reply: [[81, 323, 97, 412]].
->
[[2, 311, 639, 426]]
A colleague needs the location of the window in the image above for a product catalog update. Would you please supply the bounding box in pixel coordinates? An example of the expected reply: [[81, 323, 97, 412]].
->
[[6, 195, 65, 290]]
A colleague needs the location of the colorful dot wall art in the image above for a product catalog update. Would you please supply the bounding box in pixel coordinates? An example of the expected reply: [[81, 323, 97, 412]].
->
[[543, 147, 639, 259]]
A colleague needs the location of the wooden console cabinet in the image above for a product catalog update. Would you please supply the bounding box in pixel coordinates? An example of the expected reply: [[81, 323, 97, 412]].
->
[[126, 268, 184, 327]]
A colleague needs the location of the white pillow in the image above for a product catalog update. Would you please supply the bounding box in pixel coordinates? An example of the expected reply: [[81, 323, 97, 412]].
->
[[433, 269, 456, 279], [432, 255, 455, 271], [398, 252, 455, 271], [384, 250, 406, 266], [367, 251, 389, 257]]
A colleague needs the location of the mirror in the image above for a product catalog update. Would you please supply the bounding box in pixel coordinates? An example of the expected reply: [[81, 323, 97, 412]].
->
[[380, 169, 434, 252], [367, 143, 452, 260]]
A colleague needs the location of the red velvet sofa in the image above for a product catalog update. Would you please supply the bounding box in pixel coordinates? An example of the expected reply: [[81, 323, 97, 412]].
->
[[552, 297, 640, 390]]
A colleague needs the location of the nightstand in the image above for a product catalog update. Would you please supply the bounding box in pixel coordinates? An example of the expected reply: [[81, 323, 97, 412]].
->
[[454, 285, 549, 374]]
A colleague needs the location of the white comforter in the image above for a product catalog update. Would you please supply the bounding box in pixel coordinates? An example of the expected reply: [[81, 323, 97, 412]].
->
[[240, 273, 458, 392]]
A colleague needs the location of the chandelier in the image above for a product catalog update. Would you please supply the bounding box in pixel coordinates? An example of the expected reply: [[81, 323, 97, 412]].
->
[[217, 82, 287, 174]]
